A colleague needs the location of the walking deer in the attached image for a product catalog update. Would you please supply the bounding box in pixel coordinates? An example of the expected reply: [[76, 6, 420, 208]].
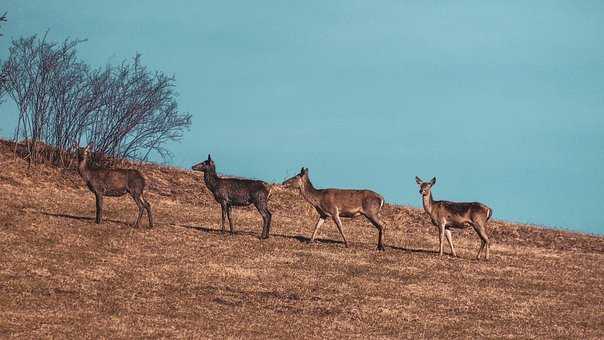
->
[[415, 177, 492, 260], [77, 146, 154, 228], [282, 167, 386, 250], [192, 154, 272, 239]]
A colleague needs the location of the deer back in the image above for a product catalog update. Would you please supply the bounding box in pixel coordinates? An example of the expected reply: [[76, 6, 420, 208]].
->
[[211, 177, 269, 205], [318, 189, 383, 216], [432, 200, 490, 226], [86, 168, 145, 196]]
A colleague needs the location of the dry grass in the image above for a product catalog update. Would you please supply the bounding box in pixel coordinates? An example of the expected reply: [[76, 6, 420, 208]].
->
[[0, 140, 602, 338]]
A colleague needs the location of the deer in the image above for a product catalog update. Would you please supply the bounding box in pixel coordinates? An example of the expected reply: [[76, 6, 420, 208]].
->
[[191, 154, 272, 239], [282, 167, 386, 251], [77, 145, 154, 228], [415, 176, 493, 260]]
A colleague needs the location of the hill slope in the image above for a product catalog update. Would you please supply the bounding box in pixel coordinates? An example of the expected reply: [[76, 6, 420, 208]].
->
[[0, 141, 602, 338]]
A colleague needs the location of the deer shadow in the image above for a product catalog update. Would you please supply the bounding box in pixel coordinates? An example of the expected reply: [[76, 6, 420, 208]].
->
[[177, 223, 260, 237], [292, 236, 438, 252], [388, 244, 439, 255], [39, 211, 132, 227], [292, 234, 347, 246], [390, 246, 482, 260], [176, 223, 345, 245]]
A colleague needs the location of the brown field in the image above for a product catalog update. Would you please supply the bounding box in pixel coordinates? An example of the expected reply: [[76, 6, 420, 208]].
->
[[0, 140, 603, 339]]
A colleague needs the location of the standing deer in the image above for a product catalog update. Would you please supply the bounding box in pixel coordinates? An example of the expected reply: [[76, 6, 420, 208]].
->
[[415, 176, 492, 260], [77, 146, 154, 228], [191, 154, 272, 239], [282, 167, 386, 250]]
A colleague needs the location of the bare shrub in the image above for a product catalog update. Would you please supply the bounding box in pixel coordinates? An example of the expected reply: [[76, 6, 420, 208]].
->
[[1, 34, 191, 166], [1, 34, 81, 163], [85, 54, 191, 162]]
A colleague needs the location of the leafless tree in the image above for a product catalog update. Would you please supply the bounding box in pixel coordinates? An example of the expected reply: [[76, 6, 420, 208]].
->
[[44, 48, 105, 165], [1, 34, 84, 163], [2, 34, 192, 166], [0, 12, 8, 100], [85, 54, 191, 162]]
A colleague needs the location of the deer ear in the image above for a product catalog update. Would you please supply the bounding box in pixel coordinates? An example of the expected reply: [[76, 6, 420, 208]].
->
[[208, 154, 212, 161], [415, 176, 423, 185], [300, 167, 305, 174], [430, 177, 436, 185]]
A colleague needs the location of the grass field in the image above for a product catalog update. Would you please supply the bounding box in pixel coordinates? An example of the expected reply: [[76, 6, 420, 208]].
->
[[0, 141, 602, 338]]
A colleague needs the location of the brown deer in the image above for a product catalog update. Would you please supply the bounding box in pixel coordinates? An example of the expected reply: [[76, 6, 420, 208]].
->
[[282, 167, 386, 250], [77, 146, 154, 228], [415, 176, 492, 260], [192, 154, 272, 239]]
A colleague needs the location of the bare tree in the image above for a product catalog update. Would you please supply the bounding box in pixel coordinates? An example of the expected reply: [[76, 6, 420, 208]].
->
[[44, 48, 106, 165], [0, 12, 7, 100], [2, 34, 192, 165], [1, 34, 84, 162], [85, 54, 191, 162]]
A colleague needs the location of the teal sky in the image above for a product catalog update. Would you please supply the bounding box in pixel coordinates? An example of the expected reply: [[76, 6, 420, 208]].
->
[[1, 1, 603, 234]]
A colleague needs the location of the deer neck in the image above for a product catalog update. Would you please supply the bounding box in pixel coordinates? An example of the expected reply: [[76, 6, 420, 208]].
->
[[203, 166, 219, 192], [422, 192, 435, 216], [78, 155, 90, 181], [299, 176, 321, 208]]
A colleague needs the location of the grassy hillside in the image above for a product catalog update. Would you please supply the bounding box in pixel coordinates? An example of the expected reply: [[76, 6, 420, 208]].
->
[[0, 140, 602, 338]]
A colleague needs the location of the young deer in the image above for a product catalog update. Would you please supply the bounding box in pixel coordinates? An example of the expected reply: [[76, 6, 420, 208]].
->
[[77, 146, 154, 228], [415, 177, 492, 260], [282, 167, 386, 250], [192, 154, 272, 239]]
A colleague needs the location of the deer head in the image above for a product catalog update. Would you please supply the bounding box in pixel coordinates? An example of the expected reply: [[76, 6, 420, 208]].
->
[[192, 154, 215, 172], [77, 144, 92, 161], [415, 176, 436, 197], [282, 167, 308, 188]]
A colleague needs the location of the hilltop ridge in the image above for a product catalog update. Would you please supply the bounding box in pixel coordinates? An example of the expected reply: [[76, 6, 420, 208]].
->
[[0, 139, 602, 338]]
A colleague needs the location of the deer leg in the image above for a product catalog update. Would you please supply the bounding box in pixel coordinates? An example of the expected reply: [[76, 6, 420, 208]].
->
[[333, 214, 349, 248], [483, 221, 491, 260], [438, 223, 446, 256], [257, 208, 271, 240], [366, 214, 385, 251], [262, 209, 272, 239], [142, 195, 154, 228], [445, 229, 456, 257], [254, 198, 271, 239], [94, 192, 103, 224], [226, 205, 234, 235], [481, 229, 490, 260], [473, 222, 490, 260], [132, 194, 144, 228], [310, 216, 325, 243], [220, 203, 227, 233], [477, 239, 485, 259]]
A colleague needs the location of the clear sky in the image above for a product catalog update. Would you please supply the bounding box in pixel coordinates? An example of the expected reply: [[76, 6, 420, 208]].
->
[[1, 1, 603, 234]]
